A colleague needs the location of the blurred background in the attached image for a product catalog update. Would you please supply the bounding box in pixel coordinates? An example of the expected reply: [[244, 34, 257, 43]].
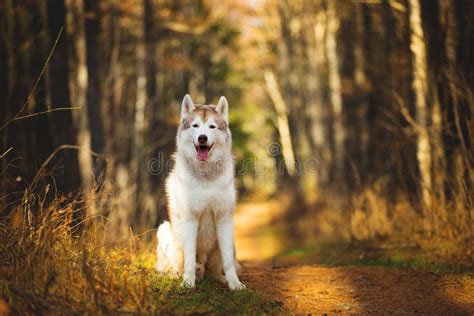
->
[[0, 0, 472, 262]]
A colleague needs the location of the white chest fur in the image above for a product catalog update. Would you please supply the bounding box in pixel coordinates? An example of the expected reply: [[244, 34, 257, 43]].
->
[[167, 160, 236, 221]]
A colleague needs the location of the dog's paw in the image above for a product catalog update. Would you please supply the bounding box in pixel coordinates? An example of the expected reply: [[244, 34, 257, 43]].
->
[[180, 279, 195, 289], [195, 263, 205, 281], [228, 279, 246, 291], [180, 274, 196, 288], [217, 274, 227, 284]]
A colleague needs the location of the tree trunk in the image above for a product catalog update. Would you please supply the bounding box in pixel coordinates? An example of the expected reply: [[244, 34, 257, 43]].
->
[[86, 0, 111, 156], [273, 1, 313, 200], [325, 0, 345, 183], [131, 0, 156, 233], [439, 0, 463, 200], [65, 0, 96, 214], [34, 0, 52, 112], [32, 0, 54, 166], [145, 0, 157, 121], [0, 0, 15, 174], [264, 70, 297, 176], [353, 2, 369, 183], [422, 1, 446, 208], [408, 0, 432, 209], [302, 4, 326, 191], [312, 9, 332, 185], [46, 0, 82, 194], [439, 0, 472, 233]]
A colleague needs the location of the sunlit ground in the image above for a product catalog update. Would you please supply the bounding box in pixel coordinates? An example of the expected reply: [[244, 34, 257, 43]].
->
[[234, 199, 289, 261], [235, 194, 473, 271], [235, 198, 474, 314]]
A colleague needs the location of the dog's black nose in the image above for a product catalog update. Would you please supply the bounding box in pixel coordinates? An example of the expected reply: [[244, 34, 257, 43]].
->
[[198, 134, 208, 144]]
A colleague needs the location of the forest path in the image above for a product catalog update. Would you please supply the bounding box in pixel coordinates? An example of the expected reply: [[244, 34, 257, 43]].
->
[[234, 200, 474, 314]]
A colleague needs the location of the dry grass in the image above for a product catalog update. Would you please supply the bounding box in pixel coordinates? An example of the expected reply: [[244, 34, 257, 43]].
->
[[0, 191, 278, 315], [271, 185, 473, 270], [350, 189, 472, 242]]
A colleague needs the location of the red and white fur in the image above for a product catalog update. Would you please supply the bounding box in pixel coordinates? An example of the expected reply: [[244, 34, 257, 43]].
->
[[156, 94, 245, 290]]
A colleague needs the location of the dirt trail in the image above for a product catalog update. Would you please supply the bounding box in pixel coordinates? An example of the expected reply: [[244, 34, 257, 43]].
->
[[234, 201, 474, 314]]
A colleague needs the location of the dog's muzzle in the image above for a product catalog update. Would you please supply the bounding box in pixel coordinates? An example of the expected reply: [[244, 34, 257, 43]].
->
[[195, 135, 212, 161]]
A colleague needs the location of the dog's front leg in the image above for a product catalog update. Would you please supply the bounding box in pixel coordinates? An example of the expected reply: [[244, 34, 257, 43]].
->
[[181, 219, 198, 288], [216, 216, 245, 290]]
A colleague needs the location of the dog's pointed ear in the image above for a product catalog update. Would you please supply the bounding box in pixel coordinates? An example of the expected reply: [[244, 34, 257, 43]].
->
[[215, 96, 229, 121], [181, 94, 195, 118]]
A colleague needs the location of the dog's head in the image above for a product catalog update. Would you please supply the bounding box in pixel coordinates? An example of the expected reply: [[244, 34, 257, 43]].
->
[[177, 94, 231, 163]]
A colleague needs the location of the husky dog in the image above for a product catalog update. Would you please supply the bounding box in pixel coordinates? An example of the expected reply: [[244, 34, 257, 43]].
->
[[156, 94, 245, 290]]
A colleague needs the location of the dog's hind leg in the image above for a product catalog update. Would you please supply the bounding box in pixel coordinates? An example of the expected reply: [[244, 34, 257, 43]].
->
[[196, 252, 208, 281], [205, 245, 226, 284], [206, 243, 241, 283], [195, 262, 205, 281]]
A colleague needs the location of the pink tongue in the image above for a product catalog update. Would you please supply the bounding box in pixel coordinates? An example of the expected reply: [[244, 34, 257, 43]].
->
[[197, 147, 209, 161]]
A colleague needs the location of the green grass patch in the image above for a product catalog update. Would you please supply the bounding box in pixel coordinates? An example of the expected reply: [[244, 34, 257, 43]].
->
[[148, 275, 279, 314], [276, 241, 474, 274]]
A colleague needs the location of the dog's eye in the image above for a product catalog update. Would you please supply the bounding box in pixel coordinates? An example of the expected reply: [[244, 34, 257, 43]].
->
[[209, 125, 216, 129], [192, 124, 198, 128]]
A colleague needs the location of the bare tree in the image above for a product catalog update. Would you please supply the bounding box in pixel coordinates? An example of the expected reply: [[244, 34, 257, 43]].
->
[[353, 2, 369, 177], [65, 0, 96, 214], [439, 0, 463, 198], [325, 0, 345, 182], [264, 70, 296, 176], [408, 0, 432, 208], [130, 0, 157, 232], [86, 0, 112, 156], [303, 2, 327, 188], [0, 0, 15, 172]]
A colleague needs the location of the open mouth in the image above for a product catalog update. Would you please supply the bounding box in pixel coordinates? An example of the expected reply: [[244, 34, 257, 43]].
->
[[195, 143, 213, 161]]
